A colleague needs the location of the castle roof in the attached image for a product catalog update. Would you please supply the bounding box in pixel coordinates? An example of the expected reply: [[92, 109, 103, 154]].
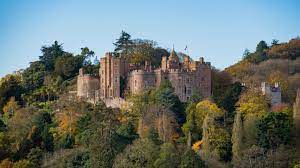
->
[[169, 48, 179, 62]]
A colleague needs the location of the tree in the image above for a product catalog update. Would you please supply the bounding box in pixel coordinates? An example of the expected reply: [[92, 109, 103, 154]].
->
[[12, 159, 33, 168], [113, 138, 159, 168], [294, 90, 300, 146], [0, 74, 23, 112], [242, 49, 251, 59], [154, 143, 179, 168], [54, 53, 82, 79], [256, 112, 292, 149], [237, 90, 268, 116], [27, 147, 43, 167], [0, 159, 13, 168], [152, 80, 184, 123], [201, 112, 232, 163], [180, 148, 206, 168], [271, 39, 279, 46], [22, 61, 46, 92], [231, 111, 243, 164], [256, 40, 268, 52], [127, 39, 156, 65], [2, 97, 20, 122], [88, 104, 120, 168], [0, 132, 10, 160], [113, 31, 133, 56], [39, 41, 65, 71]]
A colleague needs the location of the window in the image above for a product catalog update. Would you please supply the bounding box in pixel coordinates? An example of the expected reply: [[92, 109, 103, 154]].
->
[[135, 80, 137, 87]]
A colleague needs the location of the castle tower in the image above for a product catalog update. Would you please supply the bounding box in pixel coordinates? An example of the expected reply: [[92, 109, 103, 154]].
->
[[261, 82, 281, 105], [167, 48, 180, 69], [77, 68, 100, 100], [183, 56, 190, 69], [99, 52, 127, 99], [161, 56, 168, 71]]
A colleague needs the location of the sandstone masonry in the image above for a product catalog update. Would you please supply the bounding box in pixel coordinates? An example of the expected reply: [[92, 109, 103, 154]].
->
[[77, 48, 212, 105]]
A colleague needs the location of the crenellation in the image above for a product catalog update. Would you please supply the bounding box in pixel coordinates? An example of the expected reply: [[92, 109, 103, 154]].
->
[[77, 48, 212, 104]]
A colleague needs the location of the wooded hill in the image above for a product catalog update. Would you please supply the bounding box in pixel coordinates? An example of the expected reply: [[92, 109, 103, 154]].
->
[[0, 32, 299, 168]]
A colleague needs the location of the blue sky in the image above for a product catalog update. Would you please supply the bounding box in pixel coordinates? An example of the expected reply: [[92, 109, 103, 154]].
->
[[0, 0, 299, 77]]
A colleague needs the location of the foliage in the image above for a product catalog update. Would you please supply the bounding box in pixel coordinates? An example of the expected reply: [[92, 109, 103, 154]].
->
[[180, 148, 206, 168], [202, 113, 232, 162], [39, 41, 65, 71], [231, 111, 243, 164], [88, 104, 122, 168], [54, 54, 82, 79], [256, 112, 293, 149], [153, 143, 179, 168], [151, 80, 184, 123], [0, 74, 23, 112], [2, 97, 20, 122], [12, 159, 33, 168], [113, 138, 159, 168], [0, 159, 14, 168], [237, 90, 268, 116], [113, 31, 133, 56]]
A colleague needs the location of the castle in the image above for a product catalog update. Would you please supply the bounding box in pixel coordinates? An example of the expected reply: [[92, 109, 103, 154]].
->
[[77, 48, 212, 106], [261, 82, 282, 105]]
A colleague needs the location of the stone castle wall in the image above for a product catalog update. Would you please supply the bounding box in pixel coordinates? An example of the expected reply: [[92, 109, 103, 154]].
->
[[77, 71, 100, 100], [77, 49, 212, 104]]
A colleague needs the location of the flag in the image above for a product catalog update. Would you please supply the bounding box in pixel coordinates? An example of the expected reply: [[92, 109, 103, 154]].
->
[[184, 45, 188, 51]]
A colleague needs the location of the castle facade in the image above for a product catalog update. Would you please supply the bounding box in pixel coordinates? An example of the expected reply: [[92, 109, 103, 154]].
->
[[77, 49, 212, 104]]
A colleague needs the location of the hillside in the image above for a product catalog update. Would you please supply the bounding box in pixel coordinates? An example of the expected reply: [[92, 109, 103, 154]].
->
[[0, 33, 299, 168], [226, 38, 300, 102]]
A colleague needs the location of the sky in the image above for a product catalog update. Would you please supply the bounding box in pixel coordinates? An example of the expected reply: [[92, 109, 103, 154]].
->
[[0, 0, 299, 77]]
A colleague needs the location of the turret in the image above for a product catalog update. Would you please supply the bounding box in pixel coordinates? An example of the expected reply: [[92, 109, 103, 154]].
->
[[161, 56, 168, 71], [167, 48, 180, 69], [183, 56, 190, 69]]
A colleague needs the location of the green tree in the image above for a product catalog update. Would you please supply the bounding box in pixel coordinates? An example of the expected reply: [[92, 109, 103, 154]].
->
[[154, 143, 180, 168], [26, 147, 43, 167], [0, 74, 23, 111], [113, 138, 159, 168], [127, 39, 156, 65], [2, 97, 20, 122], [0, 132, 10, 160], [88, 104, 120, 168], [54, 53, 82, 79], [180, 148, 206, 168], [152, 80, 184, 123], [113, 31, 133, 56], [202, 112, 232, 162], [256, 112, 292, 149], [12, 159, 33, 168], [22, 61, 46, 92], [256, 40, 268, 52], [39, 41, 65, 71], [242, 48, 251, 59], [231, 111, 243, 165]]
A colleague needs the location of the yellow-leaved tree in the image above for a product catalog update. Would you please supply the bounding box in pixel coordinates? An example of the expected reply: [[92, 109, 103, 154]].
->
[[235, 90, 268, 149]]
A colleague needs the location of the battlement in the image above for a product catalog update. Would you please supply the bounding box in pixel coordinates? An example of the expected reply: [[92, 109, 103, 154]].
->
[[77, 48, 212, 104]]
